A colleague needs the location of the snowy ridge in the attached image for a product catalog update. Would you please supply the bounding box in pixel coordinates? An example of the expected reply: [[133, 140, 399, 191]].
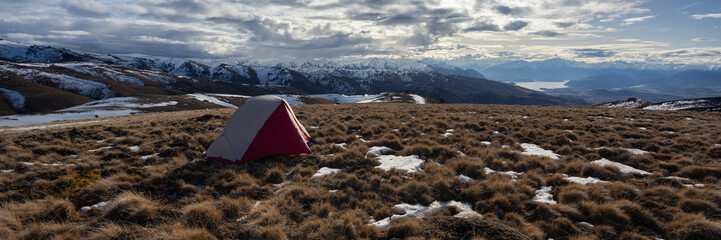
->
[[186, 94, 239, 108], [597, 96, 721, 112], [598, 98, 651, 109], [57, 63, 174, 85], [0, 64, 114, 99], [643, 97, 721, 111]]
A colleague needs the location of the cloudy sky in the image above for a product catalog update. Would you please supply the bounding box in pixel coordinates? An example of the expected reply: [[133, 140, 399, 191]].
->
[[1, 0, 720, 65]]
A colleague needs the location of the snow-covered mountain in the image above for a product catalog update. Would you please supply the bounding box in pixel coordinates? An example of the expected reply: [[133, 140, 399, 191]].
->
[[0, 39, 580, 115]]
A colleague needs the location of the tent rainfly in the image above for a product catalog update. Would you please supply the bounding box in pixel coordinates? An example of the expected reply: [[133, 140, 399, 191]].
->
[[204, 95, 313, 164]]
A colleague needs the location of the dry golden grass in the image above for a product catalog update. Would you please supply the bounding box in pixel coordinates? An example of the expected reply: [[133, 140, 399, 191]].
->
[[0, 103, 720, 239]]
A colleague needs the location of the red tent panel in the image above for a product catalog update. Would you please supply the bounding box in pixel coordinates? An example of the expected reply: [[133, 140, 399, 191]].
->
[[240, 103, 312, 162]]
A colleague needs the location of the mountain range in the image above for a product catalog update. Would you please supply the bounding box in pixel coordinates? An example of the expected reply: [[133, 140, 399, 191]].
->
[[0, 39, 578, 115], [436, 57, 721, 104]]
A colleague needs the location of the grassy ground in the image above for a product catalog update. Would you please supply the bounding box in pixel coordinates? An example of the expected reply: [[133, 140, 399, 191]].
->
[[1, 104, 720, 239]]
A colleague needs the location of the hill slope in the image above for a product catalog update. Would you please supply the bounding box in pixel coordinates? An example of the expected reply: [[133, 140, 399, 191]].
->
[[1, 104, 719, 239], [597, 96, 721, 112]]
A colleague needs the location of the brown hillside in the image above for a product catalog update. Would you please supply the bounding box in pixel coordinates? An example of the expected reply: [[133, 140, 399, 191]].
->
[[1, 71, 94, 114]]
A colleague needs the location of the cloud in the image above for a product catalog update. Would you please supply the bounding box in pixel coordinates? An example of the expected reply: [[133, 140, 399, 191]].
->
[[464, 22, 501, 32], [554, 22, 576, 28], [692, 13, 721, 19], [494, 5, 527, 16], [378, 14, 418, 25], [504, 21, 529, 31], [660, 49, 721, 58], [347, 12, 386, 21], [61, 0, 109, 17], [0, 0, 714, 65], [206, 16, 292, 42], [574, 48, 617, 58], [621, 15, 654, 25], [403, 30, 436, 46], [532, 31, 562, 37], [692, 38, 715, 42]]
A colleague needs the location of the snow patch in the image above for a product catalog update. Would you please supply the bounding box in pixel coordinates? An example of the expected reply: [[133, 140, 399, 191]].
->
[[368, 201, 480, 229], [19, 161, 75, 167], [80, 201, 111, 213], [375, 155, 425, 173], [532, 186, 556, 205], [367, 146, 393, 156], [458, 174, 476, 183], [88, 146, 113, 152], [578, 222, 595, 228], [0, 97, 177, 127], [409, 94, 426, 104], [312, 167, 341, 178], [141, 153, 158, 160], [312, 93, 385, 103], [591, 158, 650, 175], [589, 115, 615, 120], [564, 176, 610, 185], [186, 93, 238, 108], [272, 95, 305, 105], [63, 97, 177, 111], [626, 148, 649, 155], [441, 129, 454, 137], [520, 143, 560, 160], [0, 120, 104, 132], [484, 167, 524, 179], [0, 88, 25, 110]]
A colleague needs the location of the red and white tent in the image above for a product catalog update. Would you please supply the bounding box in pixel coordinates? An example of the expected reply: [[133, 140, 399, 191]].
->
[[205, 95, 313, 164]]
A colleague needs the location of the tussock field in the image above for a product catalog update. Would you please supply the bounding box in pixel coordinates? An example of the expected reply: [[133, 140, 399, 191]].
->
[[1, 104, 721, 239]]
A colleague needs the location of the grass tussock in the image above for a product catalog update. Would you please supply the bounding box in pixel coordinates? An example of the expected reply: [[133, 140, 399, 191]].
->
[[103, 192, 163, 225], [182, 201, 223, 229]]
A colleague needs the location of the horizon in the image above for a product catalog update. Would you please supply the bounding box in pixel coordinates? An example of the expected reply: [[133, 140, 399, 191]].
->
[[1, 0, 720, 67]]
